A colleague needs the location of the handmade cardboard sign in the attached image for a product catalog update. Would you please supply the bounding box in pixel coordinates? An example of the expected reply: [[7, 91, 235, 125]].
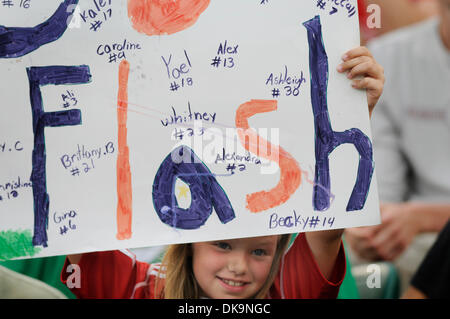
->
[[0, 0, 380, 260]]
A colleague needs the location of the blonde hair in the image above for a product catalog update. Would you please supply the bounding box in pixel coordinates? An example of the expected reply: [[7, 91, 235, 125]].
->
[[155, 234, 292, 299]]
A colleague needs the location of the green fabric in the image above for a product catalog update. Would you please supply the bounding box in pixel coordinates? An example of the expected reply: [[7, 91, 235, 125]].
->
[[337, 252, 360, 299], [380, 263, 400, 299], [338, 239, 360, 299], [0, 256, 75, 299]]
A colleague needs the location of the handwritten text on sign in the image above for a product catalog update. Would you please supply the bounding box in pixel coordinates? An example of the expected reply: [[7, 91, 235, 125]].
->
[[0, 0, 379, 260]]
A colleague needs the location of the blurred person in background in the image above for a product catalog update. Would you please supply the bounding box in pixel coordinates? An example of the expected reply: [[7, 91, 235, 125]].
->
[[402, 220, 450, 298], [361, 0, 439, 44], [346, 0, 450, 295]]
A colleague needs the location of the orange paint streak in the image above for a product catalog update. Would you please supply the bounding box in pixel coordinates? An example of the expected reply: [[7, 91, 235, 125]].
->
[[127, 0, 210, 36], [235, 100, 302, 213], [116, 60, 133, 240]]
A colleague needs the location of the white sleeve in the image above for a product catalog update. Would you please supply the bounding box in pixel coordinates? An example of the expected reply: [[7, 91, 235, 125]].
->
[[371, 97, 410, 203]]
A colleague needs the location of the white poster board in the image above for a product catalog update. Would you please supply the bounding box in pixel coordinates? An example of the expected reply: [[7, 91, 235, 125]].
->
[[0, 0, 380, 260]]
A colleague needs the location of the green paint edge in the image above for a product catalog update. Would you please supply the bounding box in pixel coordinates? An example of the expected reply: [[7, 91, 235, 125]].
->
[[0, 229, 42, 261]]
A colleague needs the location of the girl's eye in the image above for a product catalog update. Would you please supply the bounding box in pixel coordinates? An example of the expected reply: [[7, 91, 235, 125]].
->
[[215, 242, 231, 250], [252, 249, 267, 256]]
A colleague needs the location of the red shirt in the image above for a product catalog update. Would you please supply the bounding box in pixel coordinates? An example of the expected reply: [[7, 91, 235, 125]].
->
[[61, 233, 346, 299]]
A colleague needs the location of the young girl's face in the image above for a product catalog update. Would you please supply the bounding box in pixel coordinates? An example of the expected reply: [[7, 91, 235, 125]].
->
[[191, 235, 279, 299]]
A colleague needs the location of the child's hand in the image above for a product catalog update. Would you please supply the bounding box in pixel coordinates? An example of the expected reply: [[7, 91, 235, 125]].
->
[[337, 46, 384, 117]]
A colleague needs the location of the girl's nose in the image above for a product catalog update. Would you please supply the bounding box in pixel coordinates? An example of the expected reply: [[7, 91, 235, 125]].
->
[[227, 252, 247, 275]]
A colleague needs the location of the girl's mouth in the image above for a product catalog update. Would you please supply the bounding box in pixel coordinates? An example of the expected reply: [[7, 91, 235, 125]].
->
[[217, 276, 249, 291]]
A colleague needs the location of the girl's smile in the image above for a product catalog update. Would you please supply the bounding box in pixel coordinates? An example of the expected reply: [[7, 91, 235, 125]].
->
[[217, 276, 249, 291], [191, 236, 279, 299]]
